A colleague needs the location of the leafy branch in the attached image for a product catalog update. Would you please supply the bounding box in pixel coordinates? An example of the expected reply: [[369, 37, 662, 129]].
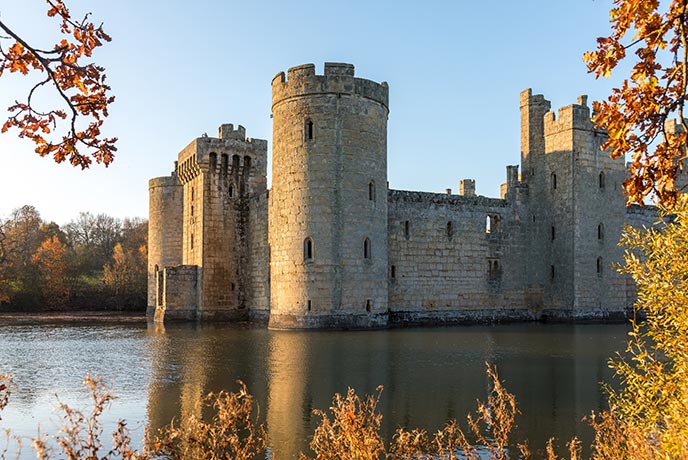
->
[[0, 0, 116, 168]]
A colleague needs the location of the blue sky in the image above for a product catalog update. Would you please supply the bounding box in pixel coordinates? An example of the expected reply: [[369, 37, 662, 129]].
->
[[0, 0, 624, 224]]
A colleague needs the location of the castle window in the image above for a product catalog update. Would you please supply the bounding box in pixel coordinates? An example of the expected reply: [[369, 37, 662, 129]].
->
[[364, 238, 371, 259], [156, 270, 163, 306], [229, 185, 234, 198], [447, 221, 453, 240], [191, 233, 194, 250], [597, 257, 603, 275], [368, 181, 375, 201], [221, 153, 229, 175], [209, 152, 217, 172], [599, 171, 606, 190], [305, 118, 314, 141], [304, 237, 313, 261], [598, 223, 604, 240], [486, 214, 500, 234], [551, 226, 556, 241], [307, 300, 312, 312], [366, 299, 372, 313], [551, 265, 555, 281], [231, 283, 235, 291], [191, 205, 194, 217], [391, 265, 396, 279], [191, 187, 195, 201], [404, 221, 410, 240], [488, 259, 501, 279], [154, 264, 159, 273], [551, 172, 557, 190]]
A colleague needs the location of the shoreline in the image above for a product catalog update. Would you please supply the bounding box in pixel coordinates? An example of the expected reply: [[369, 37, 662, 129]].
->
[[0, 310, 146, 323]]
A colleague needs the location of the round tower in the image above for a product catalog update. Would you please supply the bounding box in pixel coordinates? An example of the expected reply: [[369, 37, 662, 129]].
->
[[147, 171, 183, 317], [268, 62, 390, 329]]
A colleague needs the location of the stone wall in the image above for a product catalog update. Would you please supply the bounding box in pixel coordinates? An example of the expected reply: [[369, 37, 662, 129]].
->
[[387, 190, 533, 324], [153, 265, 198, 321], [247, 190, 270, 319]]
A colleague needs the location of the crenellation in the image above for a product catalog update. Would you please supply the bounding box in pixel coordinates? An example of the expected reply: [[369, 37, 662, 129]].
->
[[148, 64, 659, 328]]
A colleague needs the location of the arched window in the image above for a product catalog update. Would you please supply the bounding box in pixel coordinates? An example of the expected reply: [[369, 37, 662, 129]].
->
[[488, 259, 501, 279], [364, 238, 371, 259], [305, 118, 314, 141], [597, 257, 603, 274], [228, 185, 234, 198], [551, 172, 557, 190], [368, 181, 375, 201], [447, 221, 453, 240], [486, 214, 500, 234], [598, 223, 604, 240], [304, 237, 313, 261], [599, 171, 606, 189]]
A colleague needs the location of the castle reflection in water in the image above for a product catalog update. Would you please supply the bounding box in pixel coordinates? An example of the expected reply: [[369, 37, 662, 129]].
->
[[145, 322, 623, 459]]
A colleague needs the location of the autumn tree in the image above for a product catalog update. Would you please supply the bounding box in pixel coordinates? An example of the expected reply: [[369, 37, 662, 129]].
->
[[104, 242, 146, 297], [584, 0, 688, 207], [0, 0, 116, 167], [32, 235, 69, 307]]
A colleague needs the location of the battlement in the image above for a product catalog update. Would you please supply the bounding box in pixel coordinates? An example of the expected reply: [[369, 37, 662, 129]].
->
[[544, 96, 593, 136], [218, 123, 246, 140], [149, 174, 180, 190], [271, 62, 389, 111], [520, 88, 551, 111]]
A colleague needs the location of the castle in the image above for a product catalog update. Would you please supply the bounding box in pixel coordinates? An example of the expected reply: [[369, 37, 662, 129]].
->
[[147, 62, 657, 329]]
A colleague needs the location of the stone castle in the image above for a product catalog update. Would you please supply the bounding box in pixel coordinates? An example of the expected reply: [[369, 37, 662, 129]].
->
[[147, 62, 657, 329]]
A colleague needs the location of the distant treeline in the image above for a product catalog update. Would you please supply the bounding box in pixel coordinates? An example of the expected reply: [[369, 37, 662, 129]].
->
[[0, 205, 147, 311]]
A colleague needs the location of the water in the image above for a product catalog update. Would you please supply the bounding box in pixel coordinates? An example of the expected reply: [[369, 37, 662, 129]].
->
[[0, 321, 629, 459]]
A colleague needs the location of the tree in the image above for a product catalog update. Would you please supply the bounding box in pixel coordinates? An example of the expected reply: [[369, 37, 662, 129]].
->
[[64, 211, 121, 272], [103, 242, 146, 301], [0, 0, 116, 168], [584, 0, 688, 207], [31, 235, 68, 307], [584, 198, 688, 459]]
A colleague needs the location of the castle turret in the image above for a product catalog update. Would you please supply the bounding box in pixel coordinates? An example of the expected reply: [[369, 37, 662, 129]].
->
[[147, 171, 183, 316], [268, 62, 390, 329], [537, 94, 626, 316], [520, 89, 551, 185], [177, 125, 268, 320]]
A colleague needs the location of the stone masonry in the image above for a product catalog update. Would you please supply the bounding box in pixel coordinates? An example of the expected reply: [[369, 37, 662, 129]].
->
[[148, 63, 658, 329]]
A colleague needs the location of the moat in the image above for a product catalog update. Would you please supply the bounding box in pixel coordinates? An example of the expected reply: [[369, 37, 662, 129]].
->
[[0, 321, 627, 459]]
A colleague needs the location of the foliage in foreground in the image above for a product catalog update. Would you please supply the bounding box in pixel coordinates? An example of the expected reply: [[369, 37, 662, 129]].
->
[[599, 195, 688, 458]]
